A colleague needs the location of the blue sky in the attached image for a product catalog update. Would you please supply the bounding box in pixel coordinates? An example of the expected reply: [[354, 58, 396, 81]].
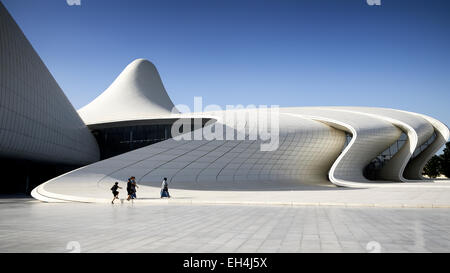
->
[[2, 0, 450, 130]]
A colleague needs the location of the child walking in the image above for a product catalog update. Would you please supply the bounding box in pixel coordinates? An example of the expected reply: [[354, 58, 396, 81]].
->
[[111, 182, 122, 204]]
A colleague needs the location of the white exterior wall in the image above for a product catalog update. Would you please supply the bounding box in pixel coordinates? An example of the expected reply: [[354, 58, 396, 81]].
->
[[0, 2, 99, 165], [32, 112, 347, 202], [404, 114, 450, 180], [78, 59, 178, 125], [331, 107, 434, 182], [32, 105, 449, 203], [282, 108, 403, 185], [30, 58, 449, 202]]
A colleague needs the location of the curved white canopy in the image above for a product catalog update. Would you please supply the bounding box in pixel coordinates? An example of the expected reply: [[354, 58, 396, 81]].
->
[[78, 59, 178, 125]]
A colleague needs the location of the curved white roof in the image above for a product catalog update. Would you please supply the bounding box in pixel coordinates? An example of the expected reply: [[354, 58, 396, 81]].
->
[[78, 59, 178, 125], [31, 59, 450, 203], [32, 106, 450, 203]]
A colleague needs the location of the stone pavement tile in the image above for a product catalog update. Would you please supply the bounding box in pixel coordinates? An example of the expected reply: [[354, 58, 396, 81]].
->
[[278, 243, 301, 253], [320, 241, 341, 248], [235, 247, 259, 253], [321, 249, 344, 253], [299, 248, 321, 253]]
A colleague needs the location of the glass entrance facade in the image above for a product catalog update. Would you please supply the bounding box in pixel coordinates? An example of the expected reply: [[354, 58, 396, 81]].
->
[[90, 118, 210, 159]]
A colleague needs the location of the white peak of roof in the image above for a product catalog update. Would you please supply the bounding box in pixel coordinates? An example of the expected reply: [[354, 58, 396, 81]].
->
[[78, 59, 178, 125]]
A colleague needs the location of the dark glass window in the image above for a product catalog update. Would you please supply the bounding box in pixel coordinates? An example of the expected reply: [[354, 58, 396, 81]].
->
[[91, 118, 210, 160]]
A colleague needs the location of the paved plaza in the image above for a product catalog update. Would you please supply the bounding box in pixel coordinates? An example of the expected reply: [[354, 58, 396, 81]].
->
[[0, 196, 449, 253]]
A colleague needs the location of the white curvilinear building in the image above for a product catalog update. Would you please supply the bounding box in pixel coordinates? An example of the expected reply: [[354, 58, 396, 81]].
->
[[30, 58, 449, 202], [0, 2, 448, 203]]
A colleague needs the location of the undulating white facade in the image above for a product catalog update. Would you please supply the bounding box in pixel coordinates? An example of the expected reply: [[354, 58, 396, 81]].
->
[[0, 2, 99, 165], [31, 59, 449, 203]]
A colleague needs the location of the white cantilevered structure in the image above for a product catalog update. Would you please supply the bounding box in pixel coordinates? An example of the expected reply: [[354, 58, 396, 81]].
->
[[30, 58, 449, 203]]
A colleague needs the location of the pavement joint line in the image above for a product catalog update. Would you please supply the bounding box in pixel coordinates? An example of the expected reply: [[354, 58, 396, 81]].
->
[[36, 197, 450, 209]]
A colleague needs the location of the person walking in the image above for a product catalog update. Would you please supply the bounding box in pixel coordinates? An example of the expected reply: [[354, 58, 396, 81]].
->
[[130, 176, 139, 199], [126, 177, 133, 201], [110, 182, 122, 204], [160, 177, 170, 198]]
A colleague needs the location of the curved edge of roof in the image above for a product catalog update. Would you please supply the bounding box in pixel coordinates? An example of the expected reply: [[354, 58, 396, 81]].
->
[[78, 59, 179, 125]]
